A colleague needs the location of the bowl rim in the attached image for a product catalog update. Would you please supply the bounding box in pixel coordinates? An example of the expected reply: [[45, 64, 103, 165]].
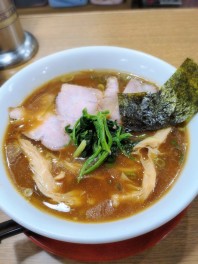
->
[[0, 46, 197, 244]]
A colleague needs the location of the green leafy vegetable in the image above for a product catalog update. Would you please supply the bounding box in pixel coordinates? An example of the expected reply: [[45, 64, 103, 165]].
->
[[119, 58, 198, 131], [65, 109, 135, 181]]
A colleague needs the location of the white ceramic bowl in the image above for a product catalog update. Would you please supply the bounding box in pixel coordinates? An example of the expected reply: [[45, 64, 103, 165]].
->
[[0, 46, 197, 244]]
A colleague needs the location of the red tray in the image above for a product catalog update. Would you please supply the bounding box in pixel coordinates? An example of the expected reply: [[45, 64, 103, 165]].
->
[[26, 209, 186, 262]]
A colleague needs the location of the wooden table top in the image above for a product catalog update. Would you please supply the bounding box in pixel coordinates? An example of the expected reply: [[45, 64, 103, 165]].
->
[[0, 7, 198, 264]]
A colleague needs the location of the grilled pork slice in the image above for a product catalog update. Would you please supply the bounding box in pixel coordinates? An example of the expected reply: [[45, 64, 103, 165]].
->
[[9, 106, 70, 151], [100, 76, 121, 122], [56, 84, 103, 127], [124, 78, 158, 94], [23, 114, 70, 151]]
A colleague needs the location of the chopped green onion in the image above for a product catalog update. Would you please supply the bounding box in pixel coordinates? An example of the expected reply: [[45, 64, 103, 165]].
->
[[154, 157, 166, 169], [23, 188, 33, 197]]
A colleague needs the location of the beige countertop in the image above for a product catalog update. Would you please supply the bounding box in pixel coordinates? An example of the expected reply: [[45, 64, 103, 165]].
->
[[0, 7, 198, 264]]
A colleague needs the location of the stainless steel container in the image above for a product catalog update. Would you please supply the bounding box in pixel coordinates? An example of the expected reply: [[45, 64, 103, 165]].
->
[[0, 0, 38, 69]]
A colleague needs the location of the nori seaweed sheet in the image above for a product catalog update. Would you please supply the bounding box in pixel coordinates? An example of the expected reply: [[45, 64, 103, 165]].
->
[[119, 58, 198, 131]]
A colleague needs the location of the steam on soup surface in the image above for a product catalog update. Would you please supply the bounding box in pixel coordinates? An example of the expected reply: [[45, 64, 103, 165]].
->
[[4, 70, 188, 223]]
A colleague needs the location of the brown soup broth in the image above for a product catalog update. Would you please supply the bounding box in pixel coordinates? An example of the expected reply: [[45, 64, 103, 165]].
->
[[3, 70, 188, 223]]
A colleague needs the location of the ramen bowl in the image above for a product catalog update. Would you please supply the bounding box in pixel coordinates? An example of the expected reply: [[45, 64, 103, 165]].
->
[[0, 46, 197, 244]]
